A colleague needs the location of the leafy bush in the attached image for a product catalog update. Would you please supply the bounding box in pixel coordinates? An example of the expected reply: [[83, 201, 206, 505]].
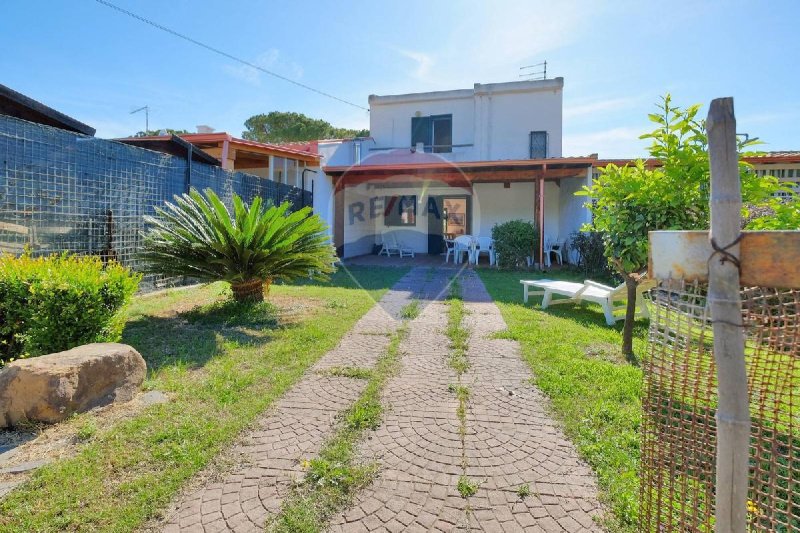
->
[[569, 231, 615, 279], [141, 188, 336, 302], [0, 253, 140, 362], [491, 220, 538, 269]]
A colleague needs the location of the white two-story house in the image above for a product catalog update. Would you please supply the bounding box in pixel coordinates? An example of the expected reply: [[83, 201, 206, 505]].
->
[[314, 77, 596, 263]]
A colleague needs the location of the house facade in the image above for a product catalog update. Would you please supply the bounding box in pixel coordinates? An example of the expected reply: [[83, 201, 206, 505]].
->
[[316, 77, 593, 264]]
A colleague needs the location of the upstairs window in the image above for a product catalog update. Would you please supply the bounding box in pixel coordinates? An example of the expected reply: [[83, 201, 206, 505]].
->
[[529, 131, 548, 159], [411, 114, 452, 153]]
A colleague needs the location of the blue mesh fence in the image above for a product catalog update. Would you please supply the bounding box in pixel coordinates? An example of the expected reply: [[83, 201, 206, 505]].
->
[[0, 114, 312, 291]]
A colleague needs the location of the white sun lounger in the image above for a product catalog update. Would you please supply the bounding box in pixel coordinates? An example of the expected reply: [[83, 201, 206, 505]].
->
[[520, 278, 654, 326]]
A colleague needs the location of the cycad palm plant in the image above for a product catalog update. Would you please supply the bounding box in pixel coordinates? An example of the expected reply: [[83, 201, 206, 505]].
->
[[141, 188, 336, 302]]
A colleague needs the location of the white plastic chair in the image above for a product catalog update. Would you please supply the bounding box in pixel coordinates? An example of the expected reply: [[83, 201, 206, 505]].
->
[[453, 235, 475, 264], [519, 278, 656, 325], [444, 239, 456, 263], [475, 237, 495, 266], [543, 237, 564, 267], [395, 233, 415, 258]]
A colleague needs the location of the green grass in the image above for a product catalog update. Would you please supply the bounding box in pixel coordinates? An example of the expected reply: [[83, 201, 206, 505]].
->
[[516, 483, 531, 499], [0, 266, 407, 532], [320, 366, 374, 380], [400, 299, 421, 319], [446, 277, 470, 375], [268, 324, 408, 532], [446, 276, 474, 502], [477, 269, 648, 532]]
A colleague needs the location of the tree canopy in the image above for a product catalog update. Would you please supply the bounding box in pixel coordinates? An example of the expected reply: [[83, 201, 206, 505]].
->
[[578, 94, 799, 356], [133, 128, 190, 137], [242, 111, 369, 143]]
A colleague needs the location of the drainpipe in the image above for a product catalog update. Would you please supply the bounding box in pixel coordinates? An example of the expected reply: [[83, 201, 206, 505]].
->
[[301, 168, 317, 209]]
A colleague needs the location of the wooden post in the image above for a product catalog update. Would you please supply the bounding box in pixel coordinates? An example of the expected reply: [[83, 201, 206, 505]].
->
[[707, 97, 750, 533], [537, 177, 545, 269]]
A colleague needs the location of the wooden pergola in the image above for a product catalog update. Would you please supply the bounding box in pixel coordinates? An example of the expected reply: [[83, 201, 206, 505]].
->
[[324, 156, 596, 263]]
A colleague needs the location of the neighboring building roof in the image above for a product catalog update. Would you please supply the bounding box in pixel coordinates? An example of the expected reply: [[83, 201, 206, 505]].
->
[[271, 140, 319, 155], [116, 135, 221, 165], [183, 133, 320, 162], [0, 83, 95, 136], [115, 132, 321, 164], [744, 151, 800, 164]]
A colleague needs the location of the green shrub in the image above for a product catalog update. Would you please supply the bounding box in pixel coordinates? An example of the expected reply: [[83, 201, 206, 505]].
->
[[569, 231, 615, 280], [0, 253, 140, 362], [491, 220, 538, 268]]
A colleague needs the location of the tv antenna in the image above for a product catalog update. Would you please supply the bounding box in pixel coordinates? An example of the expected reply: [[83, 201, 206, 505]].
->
[[131, 105, 149, 133], [520, 61, 547, 80]]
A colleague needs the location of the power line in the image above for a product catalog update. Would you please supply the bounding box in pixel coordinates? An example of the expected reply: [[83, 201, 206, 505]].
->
[[93, 0, 369, 111]]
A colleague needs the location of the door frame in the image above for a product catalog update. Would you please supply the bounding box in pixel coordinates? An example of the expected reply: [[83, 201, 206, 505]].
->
[[427, 194, 472, 255]]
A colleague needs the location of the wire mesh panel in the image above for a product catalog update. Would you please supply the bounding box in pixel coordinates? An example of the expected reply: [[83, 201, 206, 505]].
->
[[641, 280, 800, 532], [0, 115, 312, 292]]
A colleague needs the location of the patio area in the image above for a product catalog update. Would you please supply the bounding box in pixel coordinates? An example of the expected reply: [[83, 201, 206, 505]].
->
[[327, 158, 594, 267]]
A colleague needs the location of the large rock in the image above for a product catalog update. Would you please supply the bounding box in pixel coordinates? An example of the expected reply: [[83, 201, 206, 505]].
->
[[0, 343, 146, 427]]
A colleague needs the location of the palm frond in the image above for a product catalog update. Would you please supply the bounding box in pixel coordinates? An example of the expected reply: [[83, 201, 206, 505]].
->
[[140, 188, 336, 285]]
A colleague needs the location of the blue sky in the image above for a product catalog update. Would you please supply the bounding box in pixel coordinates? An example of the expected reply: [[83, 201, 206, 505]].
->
[[2, 0, 798, 157]]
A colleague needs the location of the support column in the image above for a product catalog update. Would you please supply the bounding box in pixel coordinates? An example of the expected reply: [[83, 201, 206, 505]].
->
[[334, 178, 345, 257], [220, 140, 235, 170], [267, 155, 275, 182], [537, 177, 545, 269]]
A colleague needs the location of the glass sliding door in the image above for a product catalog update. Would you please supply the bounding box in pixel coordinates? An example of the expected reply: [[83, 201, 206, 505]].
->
[[442, 197, 468, 239]]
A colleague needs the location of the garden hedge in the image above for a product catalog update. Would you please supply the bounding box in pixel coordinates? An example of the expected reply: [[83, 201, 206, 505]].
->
[[0, 253, 140, 362]]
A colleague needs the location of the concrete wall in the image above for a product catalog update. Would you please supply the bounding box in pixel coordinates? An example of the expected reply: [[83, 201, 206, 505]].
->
[[316, 139, 379, 241], [472, 182, 536, 238], [368, 78, 563, 162], [557, 175, 591, 241], [477, 84, 563, 159], [369, 93, 475, 158]]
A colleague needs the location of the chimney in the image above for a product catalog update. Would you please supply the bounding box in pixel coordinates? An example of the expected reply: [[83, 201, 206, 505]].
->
[[196, 125, 215, 134]]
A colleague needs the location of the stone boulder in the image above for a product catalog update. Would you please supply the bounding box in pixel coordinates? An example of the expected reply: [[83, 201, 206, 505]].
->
[[0, 343, 146, 427]]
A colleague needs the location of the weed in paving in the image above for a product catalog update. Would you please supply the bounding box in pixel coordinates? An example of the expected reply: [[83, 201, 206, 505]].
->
[[320, 367, 373, 380], [267, 324, 408, 532], [457, 475, 479, 498], [400, 299, 420, 320]]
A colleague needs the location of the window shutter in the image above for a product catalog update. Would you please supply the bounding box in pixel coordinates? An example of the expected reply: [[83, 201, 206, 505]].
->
[[411, 117, 431, 150]]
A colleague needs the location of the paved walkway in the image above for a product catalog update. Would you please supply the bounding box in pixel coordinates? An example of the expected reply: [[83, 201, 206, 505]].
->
[[161, 268, 602, 532]]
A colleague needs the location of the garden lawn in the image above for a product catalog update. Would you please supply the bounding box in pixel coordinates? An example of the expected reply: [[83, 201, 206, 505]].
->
[[477, 269, 648, 533], [0, 266, 407, 532]]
